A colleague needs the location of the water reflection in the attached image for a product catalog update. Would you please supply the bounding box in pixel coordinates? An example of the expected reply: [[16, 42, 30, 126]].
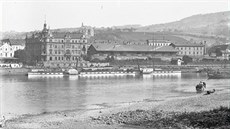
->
[[1, 73, 229, 118]]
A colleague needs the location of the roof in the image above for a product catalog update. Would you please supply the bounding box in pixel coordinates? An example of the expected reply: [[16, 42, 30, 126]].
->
[[1, 39, 25, 46], [172, 43, 204, 47], [9, 39, 25, 45], [91, 43, 178, 53], [147, 39, 172, 43], [51, 32, 83, 39]]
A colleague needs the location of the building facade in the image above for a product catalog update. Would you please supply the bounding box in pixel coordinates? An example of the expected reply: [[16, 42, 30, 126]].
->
[[26, 23, 88, 67], [0, 39, 25, 58], [170, 43, 206, 57]]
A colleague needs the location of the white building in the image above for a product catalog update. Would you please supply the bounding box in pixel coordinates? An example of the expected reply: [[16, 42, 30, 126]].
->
[[0, 39, 25, 58]]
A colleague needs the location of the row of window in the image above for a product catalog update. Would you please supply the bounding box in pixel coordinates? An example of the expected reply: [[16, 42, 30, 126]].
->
[[179, 51, 203, 55], [177, 47, 203, 50], [48, 50, 81, 55], [48, 39, 87, 43], [0, 52, 13, 57], [48, 44, 82, 49], [48, 56, 78, 61], [150, 43, 171, 46]]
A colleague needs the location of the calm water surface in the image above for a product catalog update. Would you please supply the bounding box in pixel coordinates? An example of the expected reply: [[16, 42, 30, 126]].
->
[[0, 73, 229, 117]]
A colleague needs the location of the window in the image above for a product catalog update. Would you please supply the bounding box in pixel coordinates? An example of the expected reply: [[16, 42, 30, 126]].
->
[[55, 45, 57, 48], [72, 45, 74, 49], [49, 49, 52, 54], [50, 44, 52, 48], [50, 57, 52, 60], [197, 52, 199, 54], [62, 57, 64, 60], [62, 45, 64, 48], [55, 57, 57, 60], [58, 57, 61, 60]]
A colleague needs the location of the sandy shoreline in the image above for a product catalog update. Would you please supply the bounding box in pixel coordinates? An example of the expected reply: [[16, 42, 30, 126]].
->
[[4, 89, 230, 129]]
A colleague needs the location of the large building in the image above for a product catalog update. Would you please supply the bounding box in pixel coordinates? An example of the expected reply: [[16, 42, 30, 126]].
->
[[170, 43, 206, 57], [25, 22, 88, 67], [0, 39, 25, 58], [87, 43, 178, 61]]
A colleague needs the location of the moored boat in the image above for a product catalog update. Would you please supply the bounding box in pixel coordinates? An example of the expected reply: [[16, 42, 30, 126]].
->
[[27, 69, 64, 76]]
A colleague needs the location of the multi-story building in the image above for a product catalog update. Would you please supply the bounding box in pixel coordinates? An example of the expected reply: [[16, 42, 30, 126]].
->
[[0, 39, 25, 58], [170, 43, 206, 57], [147, 39, 172, 47], [25, 22, 88, 67]]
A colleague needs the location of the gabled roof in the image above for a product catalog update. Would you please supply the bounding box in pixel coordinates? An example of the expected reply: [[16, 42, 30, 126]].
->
[[91, 43, 178, 52]]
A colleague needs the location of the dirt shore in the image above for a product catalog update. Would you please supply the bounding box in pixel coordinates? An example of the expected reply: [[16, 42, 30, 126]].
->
[[4, 89, 230, 129]]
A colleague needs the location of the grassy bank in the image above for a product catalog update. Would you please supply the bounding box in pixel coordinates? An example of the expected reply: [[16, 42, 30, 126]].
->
[[91, 106, 230, 129]]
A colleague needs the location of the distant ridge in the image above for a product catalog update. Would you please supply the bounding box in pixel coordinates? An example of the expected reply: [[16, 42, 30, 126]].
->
[[137, 11, 230, 38]]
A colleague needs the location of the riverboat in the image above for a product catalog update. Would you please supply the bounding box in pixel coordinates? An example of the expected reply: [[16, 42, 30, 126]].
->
[[152, 68, 181, 75], [27, 69, 64, 76], [79, 67, 142, 77], [141, 68, 181, 76]]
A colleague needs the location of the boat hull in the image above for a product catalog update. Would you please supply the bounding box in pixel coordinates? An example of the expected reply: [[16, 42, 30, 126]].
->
[[27, 72, 64, 76]]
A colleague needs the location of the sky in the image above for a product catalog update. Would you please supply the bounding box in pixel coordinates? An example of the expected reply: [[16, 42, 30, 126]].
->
[[0, 0, 229, 32]]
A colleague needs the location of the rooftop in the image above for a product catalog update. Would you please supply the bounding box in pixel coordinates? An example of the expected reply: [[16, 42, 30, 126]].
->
[[1, 39, 25, 46], [171, 43, 205, 47], [91, 43, 178, 52], [147, 39, 172, 43]]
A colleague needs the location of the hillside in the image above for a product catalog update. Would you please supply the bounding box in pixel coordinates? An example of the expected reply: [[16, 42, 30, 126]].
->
[[89, 31, 188, 44], [137, 11, 230, 38]]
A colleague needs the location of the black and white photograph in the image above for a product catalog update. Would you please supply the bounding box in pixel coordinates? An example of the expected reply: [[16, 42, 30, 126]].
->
[[0, 0, 229, 128]]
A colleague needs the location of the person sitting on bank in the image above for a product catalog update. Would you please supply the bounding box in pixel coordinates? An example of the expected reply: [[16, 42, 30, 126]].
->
[[196, 81, 206, 92]]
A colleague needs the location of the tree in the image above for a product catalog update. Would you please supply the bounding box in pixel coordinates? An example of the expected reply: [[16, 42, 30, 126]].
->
[[182, 55, 193, 65], [215, 48, 222, 56], [14, 49, 32, 64]]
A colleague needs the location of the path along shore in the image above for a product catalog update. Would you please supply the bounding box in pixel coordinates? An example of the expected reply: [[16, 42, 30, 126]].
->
[[4, 89, 230, 129]]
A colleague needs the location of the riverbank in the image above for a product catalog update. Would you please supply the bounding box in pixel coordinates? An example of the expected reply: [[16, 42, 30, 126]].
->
[[5, 89, 230, 129]]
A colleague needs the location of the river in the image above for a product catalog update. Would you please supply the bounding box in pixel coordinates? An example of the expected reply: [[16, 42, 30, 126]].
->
[[0, 73, 229, 118]]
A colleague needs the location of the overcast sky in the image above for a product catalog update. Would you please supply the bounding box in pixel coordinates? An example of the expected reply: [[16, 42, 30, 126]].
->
[[0, 0, 229, 32]]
